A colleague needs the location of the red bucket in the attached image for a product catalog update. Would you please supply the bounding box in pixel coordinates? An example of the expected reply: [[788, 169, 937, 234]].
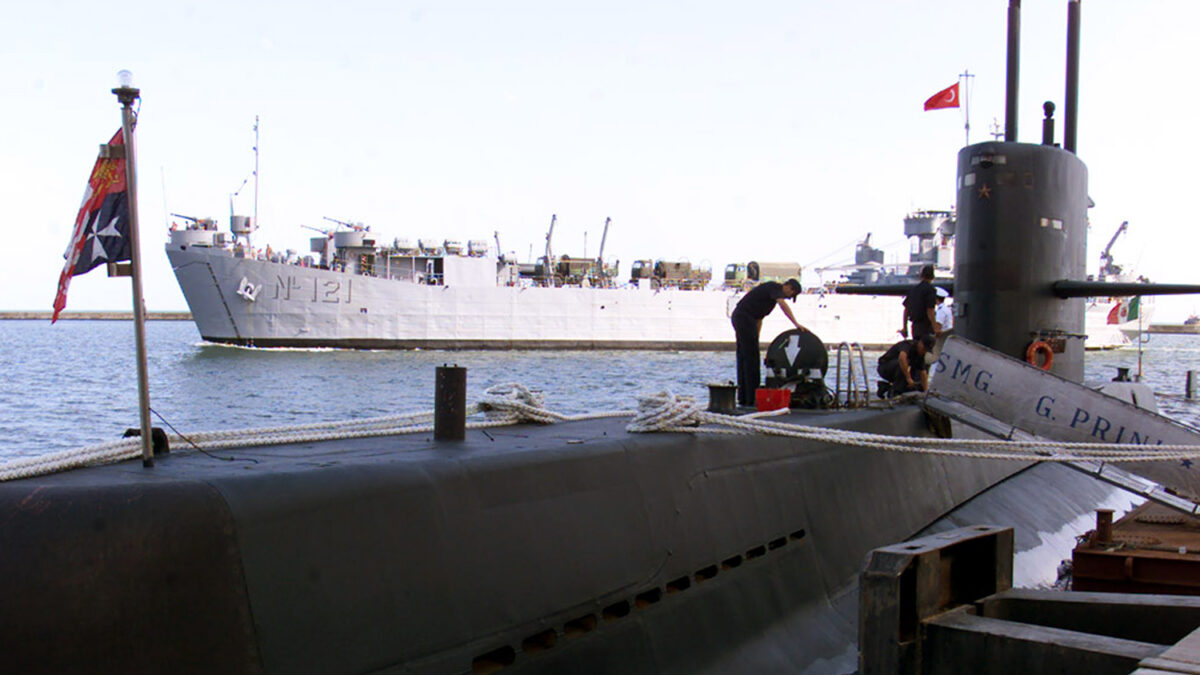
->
[[755, 388, 791, 412]]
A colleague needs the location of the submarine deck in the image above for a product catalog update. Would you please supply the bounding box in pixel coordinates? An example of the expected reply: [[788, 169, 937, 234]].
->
[[0, 404, 1073, 674]]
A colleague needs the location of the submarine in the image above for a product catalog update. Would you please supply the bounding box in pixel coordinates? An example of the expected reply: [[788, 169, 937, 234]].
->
[[3, 2, 1200, 674]]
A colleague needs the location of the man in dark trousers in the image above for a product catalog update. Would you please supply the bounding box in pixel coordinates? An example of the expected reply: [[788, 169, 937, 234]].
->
[[731, 278, 807, 406], [901, 264, 940, 340], [876, 334, 935, 397]]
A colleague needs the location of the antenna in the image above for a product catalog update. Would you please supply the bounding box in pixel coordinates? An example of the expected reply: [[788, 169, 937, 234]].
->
[[959, 70, 975, 145], [229, 118, 260, 248], [253, 115, 260, 231]]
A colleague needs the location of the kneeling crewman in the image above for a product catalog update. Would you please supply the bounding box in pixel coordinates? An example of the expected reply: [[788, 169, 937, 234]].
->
[[877, 334, 935, 397]]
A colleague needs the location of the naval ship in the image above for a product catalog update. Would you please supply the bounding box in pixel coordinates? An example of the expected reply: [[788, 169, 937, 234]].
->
[[165, 206, 1141, 351], [165, 212, 899, 350]]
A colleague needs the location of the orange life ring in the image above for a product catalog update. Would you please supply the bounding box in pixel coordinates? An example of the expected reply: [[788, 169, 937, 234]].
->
[[1026, 341, 1054, 370]]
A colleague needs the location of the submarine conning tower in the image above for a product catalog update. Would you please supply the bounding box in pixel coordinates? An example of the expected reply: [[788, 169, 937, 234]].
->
[[953, 140, 1088, 382], [954, 0, 1087, 382]]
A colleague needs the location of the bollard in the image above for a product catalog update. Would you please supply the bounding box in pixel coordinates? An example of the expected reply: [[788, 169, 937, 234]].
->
[[1188, 370, 1199, 400], [707, 382, 737, 414], [434, 365, 467, 441], [1095, 508, 1114, 544], [123, 426, 170, 456]]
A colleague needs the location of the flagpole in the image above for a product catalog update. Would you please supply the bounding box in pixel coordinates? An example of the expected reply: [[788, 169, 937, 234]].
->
[[960, 69, 974, 146], [112, 71, 154, 468]]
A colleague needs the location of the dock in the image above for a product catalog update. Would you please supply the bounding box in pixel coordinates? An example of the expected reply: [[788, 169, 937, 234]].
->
[[860, 525, 1200, 675], [1073, 503, 1200, 596], [1146, 324, 1200, 335]]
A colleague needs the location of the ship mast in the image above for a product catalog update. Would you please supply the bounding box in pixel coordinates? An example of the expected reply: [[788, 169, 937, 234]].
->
[[229, 117, 260, 249], [960, 69, 974, 145], [253, 115, 259, 237]]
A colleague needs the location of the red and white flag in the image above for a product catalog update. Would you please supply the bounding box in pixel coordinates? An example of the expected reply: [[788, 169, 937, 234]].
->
[[52, 129, 131, 322], [923, 82, 960, 111]]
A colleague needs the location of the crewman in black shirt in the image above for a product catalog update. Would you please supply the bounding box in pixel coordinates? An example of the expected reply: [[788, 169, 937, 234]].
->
[[876, 334, 935, 397], [901, 264, 941, 340], [731, 278, 807, 406]]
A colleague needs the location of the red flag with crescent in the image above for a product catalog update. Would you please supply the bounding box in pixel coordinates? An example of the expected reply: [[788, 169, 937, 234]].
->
[[923, 82, 960, 111], [51, 129, 131, 323]]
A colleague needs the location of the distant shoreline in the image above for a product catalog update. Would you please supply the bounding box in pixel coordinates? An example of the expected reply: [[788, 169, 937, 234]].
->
[[0, 311, 192, 321], [1146, 324, 1200, 335]]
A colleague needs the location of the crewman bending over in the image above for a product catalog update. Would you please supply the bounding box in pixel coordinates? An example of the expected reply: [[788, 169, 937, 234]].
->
[[877, 334, 935, 397], [731, 278, 807, 407]]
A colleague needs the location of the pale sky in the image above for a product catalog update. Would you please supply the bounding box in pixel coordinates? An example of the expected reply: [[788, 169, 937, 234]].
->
[[3, 1, 1198, 320]]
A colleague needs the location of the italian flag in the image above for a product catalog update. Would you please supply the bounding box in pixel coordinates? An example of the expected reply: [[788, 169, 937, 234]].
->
[[1107, 296, 1141, 324]]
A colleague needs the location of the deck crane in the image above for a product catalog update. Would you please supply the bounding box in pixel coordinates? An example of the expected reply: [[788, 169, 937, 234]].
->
[[596, 217, 610, 267], [1099, 220, 1128, 278], [543, 214, 557, 284], [493, 231, 505, 263]]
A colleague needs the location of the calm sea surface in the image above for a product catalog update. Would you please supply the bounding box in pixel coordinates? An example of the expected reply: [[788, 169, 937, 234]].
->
[[3, 319, 1199, 462]]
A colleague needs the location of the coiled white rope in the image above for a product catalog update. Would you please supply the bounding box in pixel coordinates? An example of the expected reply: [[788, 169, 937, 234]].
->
[[4, 387, 1199, 483]]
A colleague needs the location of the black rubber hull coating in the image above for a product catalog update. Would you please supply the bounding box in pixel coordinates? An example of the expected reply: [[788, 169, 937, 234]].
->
[[3, 408, 1041, 674]]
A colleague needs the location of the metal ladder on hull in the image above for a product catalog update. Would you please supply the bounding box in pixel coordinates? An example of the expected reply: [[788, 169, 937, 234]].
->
[[833, 342, 871, 408]]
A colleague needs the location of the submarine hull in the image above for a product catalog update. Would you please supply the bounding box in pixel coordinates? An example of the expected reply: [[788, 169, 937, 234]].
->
[[0, 403, 1027, 672], [0, 407, 1126, 674]]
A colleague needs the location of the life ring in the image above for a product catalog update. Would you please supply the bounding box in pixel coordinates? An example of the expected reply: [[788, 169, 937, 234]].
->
[[1026, 341, 1054, 370]]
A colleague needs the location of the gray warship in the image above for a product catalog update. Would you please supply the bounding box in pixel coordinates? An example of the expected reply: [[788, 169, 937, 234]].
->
[[5, 2, 1200, 673]]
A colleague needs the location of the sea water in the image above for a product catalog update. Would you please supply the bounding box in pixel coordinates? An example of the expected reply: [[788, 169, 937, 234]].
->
[[2, 319, 1199, 462]]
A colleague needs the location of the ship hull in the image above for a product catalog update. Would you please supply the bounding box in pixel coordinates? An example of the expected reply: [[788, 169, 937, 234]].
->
[[168, 246, 1129, 351], [168, 246, 904, 349]]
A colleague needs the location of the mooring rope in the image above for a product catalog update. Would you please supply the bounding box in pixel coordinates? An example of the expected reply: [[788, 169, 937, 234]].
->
[[625, 390, 1200, 463], [0, 383, 632, 482], [3, 387, 1199, 483]]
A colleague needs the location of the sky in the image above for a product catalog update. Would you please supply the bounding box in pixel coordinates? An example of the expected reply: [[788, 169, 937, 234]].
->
[[3, 0, 1198, 321]]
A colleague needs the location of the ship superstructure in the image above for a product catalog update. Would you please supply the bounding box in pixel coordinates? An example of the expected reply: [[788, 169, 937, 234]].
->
[[166, 210, 1143, 350], [167, 215, 905, 349]]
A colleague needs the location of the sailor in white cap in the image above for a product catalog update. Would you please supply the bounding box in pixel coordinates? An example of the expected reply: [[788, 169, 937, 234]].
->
[[934, 286, 953, 333]]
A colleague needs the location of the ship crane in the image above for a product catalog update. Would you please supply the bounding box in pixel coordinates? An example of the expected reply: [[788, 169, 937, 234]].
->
[[493, 231, 505, 263], [543, 214, 557, 284], [597, 217, 610, 267], [1099, 220, 1128, 279]]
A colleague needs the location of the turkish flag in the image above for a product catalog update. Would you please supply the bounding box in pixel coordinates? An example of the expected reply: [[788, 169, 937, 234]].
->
[[923, 83, 960, 111]]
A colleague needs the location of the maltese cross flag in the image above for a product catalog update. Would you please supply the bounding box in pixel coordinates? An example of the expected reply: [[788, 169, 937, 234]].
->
[[52, 129, 132, 322], [923, 82, 960, 111]]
